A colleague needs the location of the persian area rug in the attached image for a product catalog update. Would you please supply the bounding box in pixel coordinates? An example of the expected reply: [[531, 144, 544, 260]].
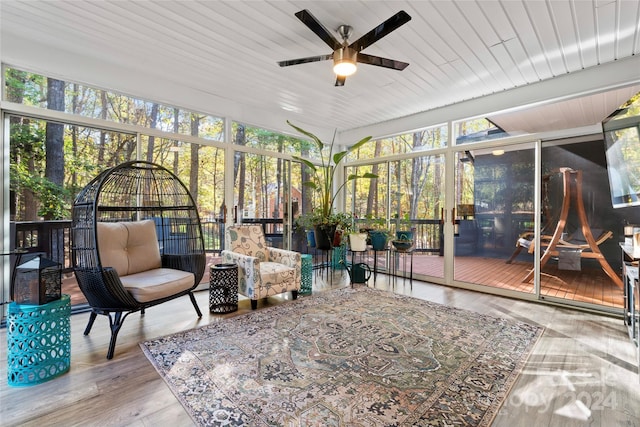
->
[[141, 287, 543, 426]]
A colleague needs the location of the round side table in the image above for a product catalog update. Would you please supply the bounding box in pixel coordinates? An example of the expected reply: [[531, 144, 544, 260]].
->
[[209, 263, 238, 314]]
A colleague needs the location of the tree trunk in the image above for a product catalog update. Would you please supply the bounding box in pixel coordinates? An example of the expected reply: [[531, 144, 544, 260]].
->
[[234, 124, 246, 221], [44, 78, 65, 220], [300, 145, 312, 215], [366, 139, 382, 216], [275, 140, 282, 218], [172, 108, 179, 174], [98, 90, 107, 164], [146, 103, 159, 162], [189, 114, 200, 203], [260, 157, 267, 217], [71, 84, 80, 188], [7, 69, 28, 220]]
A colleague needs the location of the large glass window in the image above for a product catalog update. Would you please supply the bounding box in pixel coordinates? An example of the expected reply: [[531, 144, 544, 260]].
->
[[604, 126, 640, 207], [9, 115, 136, 221], [4, 67, 224, 140], [232, 120, 301, 248], [8, 115, 138, 307], [350, 124, 448, 159], [232, 121, 320, 158], [455, 117, 508, 145], [232, 151, 293, 248], [346, 152, 445, 280], [141, 136, 226, 253]]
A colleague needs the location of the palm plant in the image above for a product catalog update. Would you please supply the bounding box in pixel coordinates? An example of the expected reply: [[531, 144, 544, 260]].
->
[[288, 120, 377, 222]]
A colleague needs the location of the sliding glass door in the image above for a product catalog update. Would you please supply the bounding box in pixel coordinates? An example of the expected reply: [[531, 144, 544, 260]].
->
[[537, 138, 625, 310], [452, 143, 536, 295]]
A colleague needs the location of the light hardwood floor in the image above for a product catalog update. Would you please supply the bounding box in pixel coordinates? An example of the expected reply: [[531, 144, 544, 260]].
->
[[1, 272, 639, 426]]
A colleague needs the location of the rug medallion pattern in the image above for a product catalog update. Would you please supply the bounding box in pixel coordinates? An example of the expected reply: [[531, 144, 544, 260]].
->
[[141, 287, 542, 426]]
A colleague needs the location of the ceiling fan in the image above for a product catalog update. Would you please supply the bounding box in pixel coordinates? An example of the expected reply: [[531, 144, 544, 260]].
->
[[277, 9, 412, 86]]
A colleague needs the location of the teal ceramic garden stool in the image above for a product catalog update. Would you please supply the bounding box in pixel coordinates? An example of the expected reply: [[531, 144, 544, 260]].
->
[[300, 254, 313, 295], [7, 294, 71, 386]]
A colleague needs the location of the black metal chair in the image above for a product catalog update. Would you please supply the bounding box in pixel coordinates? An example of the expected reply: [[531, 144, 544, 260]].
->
[[72, 161, 205, 359]]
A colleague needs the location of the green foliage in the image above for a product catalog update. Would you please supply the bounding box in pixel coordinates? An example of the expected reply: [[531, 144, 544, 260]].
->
[[288, 120, 378, 223], [326, 212, 354, 232], [36, 178, 70, 219], [5, 68, 45, 105], [393, 212, 412, 231], [11, 162, 70, 219], [9, 121, 45, 157], [294, 212, 316, 231], [359, 213, 387, 230]]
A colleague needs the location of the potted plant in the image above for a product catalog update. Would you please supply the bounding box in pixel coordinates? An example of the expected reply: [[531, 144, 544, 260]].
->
[[348, 231, 368, 252], [289, 120, 378, 249], [391, 234, 413, 251], [344, 214, 368, 252], [392, 213, 414, 251], [394, 212, 414, 242], [328, 211, 353, 247], [361, 214, 390, 250]]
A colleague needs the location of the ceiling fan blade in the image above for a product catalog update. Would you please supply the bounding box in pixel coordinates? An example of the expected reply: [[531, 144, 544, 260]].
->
[[278, 54, 333, 67], [349, 10, 411, 52], [357, 53, 409, 70], [295, 9, 342, 50]]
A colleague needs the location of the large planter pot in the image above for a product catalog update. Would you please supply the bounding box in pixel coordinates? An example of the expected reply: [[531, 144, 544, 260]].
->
[[348, 232, 368, 252], [396, 230, 414, 242], [392, 240, 413, 251], [368, 230, 388, 250], [314, 224, 337, 250]]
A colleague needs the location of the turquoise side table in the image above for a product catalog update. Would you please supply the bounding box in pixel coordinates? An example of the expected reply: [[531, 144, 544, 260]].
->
[[300, 254, 313, 295], [7, 294, 71, 387], [332, 245, 347, 270]]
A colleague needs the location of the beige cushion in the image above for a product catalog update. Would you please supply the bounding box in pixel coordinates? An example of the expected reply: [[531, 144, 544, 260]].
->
[[259, 261, 295, 285], [120, 268, 194, 303], [97, 220, 161, 276]]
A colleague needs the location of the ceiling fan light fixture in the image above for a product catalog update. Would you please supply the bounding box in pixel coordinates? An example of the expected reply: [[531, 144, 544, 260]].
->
[[333, 47, 357, 76]]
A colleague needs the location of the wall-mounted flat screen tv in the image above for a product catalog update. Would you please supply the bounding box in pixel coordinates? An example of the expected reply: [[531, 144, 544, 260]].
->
[[604, 123, 640, 208]]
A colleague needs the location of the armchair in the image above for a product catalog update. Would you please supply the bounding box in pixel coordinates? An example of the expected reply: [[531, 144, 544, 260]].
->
[[72, 161, 205, 359], [222, 225, 301, 310]]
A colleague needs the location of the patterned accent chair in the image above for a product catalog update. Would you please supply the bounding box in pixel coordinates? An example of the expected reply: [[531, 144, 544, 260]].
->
[[222, 225, 301, 310]]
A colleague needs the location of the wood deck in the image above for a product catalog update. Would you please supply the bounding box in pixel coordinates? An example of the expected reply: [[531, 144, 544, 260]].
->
[[61, 251, 625, 311], [346, 251, 624, 309]]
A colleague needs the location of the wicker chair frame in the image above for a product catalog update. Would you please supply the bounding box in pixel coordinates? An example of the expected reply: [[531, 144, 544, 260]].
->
[[72, 161, 205, 359]]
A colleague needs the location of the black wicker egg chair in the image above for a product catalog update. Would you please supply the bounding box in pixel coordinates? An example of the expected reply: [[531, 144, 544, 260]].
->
[[72, 160, 205, 359]]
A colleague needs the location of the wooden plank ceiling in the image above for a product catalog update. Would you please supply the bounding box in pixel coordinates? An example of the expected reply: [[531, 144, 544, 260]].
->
[[1, 0, 639, 137]]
